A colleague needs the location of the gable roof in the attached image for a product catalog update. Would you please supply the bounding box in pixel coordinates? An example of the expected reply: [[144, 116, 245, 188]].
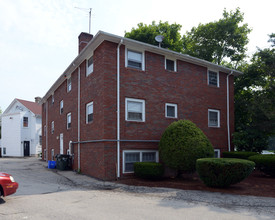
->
[[16, 99, 42, 115], [41, 31, 243, 104]]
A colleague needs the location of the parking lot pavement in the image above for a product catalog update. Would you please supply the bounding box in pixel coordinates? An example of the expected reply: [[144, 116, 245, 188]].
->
[[0, 157, 275, 220]]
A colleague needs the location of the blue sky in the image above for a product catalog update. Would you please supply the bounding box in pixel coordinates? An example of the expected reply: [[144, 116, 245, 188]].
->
[[0, 0, 274, 111]]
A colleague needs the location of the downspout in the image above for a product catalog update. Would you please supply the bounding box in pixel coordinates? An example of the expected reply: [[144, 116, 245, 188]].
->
[[117, 39, 123, 179], [227, 71, 233, 152], [78, 67, 81, 171]]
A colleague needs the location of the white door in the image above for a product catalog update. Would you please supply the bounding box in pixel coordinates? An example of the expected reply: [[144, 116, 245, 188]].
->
[[60, 133, 63, 154]]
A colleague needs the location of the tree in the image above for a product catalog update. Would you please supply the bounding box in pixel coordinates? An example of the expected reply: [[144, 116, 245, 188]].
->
[[234, 34, 275, 152], [125, 21, 183, 52], [182, 8, 251, 67]]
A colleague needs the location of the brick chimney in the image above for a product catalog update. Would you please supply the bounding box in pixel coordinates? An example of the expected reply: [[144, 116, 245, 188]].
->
[[78, 32, 93, 54], [35, 97, 42, 104]]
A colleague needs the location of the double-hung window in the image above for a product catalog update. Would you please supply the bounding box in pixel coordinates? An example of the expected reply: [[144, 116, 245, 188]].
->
[[165, 58, 176, 72], [123, 150, 158, 173], [208, 109, 220, 127], [51, 121, 54, 134], [87, 56, 93, 76], [125, 98, 145, 122], [208, 70, 219, 87], [127, 49, 143, 70], [86, 102, 93, 123], [60, 100, 64, 114], [23, 117, 28, 127], [165, 103, 178, 118], [67, 113, 71, 129], [67, 77, 72, 92]]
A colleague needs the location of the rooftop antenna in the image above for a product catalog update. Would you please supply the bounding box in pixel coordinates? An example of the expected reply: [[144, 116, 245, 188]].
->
[[75, 7, 92, 34], [155, 35, 164, 47]]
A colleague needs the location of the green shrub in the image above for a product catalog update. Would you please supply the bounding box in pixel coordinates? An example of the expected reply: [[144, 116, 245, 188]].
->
[[159, 120, 214, 173], [196, 158, 255, 188], [248, 155, 275, 177], [134, 162, 164, 180], [223, 151, 259, 160]]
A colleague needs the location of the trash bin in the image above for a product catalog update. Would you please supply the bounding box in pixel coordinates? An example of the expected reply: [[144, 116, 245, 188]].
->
[[48, 160, 56, 169], [55, 154, 72, 171]]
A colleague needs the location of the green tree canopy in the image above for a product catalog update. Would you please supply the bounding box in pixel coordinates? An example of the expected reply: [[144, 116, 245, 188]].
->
[[234, 33, 275, 152], [124, 21, 183, 52], [182, 8, 251, 67]]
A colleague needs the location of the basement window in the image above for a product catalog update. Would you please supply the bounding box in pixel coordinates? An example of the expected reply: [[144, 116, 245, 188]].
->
[[123, 150, 158, 173], [214, 149, 220, 158]]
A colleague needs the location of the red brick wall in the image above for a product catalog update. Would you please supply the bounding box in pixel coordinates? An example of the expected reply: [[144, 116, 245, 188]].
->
[[42, 40, 235, 180]]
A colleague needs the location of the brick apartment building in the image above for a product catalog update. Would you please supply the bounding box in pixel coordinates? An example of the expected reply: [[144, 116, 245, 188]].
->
[[41, 31, 241, 180]]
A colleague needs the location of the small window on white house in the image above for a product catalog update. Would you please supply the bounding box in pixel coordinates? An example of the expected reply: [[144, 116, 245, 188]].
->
[[23, 117, 28, 127], [214, 149, 220, 158], [87, 56, 93, 76], [67, 113, 71, 129], [51, 121, 54, 134], [125, 98, 145, 122], [44, 125, 46, 136], [208, 70, 219, 87], [165, 103, 178, 118], [60, 100, 64, 114], [127, 50, 143, 70], [208, 109, 220, 127], [165, 59, 176, 72], [123, 150, 158, 173], [86, 102, 93, 123], [67, 77, 72, 92]]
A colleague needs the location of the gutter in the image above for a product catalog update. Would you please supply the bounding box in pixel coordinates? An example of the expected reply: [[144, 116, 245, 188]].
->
[[117, 39, 123, 179], [227, 71, 234, 152], [77, 66, 81, 171]]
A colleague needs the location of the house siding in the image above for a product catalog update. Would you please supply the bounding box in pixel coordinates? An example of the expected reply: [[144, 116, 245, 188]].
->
[[42, 35, 235, 180]]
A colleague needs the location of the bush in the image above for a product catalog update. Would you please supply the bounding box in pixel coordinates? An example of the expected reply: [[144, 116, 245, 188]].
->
[[134, 162, 164, 180], [223, 151, 259, 160], [196, 158, 255, 188], [159, 120, 214, 173], [248, 155, 275, 177]]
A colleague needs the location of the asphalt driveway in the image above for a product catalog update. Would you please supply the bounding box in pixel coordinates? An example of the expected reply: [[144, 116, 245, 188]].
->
[[0, 157, 274, 220]]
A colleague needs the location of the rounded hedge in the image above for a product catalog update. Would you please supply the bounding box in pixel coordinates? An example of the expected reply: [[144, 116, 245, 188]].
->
[[248, 155, 275, 177], [134, 162, 164, 180], [159, 120, 214, 173], [196, 158, 255, 188], [223, 151, 259, 160]]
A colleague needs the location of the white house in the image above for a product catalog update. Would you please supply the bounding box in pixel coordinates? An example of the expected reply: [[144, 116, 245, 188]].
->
[[1, 98, 42, 157]]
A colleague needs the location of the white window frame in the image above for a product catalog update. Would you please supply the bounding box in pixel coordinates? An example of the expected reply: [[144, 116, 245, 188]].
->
[[51, 121, 54, 134], [67, 112, 71, 129], [86, 55, 93, 76], [125, 98, 145, 122], [60, 100, 64, 114], [67, 77, 72, 92], [125, 48, 145, 71], [208, 109, 220, 128], [165, 57, 177, 72], [23, 117, 28, 128], [123, 150, 159, 173], [214, 149, 220, 158], [86, 101, 94, 124], [165, 103, 178, 118], [207, 69, 219, 87]]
